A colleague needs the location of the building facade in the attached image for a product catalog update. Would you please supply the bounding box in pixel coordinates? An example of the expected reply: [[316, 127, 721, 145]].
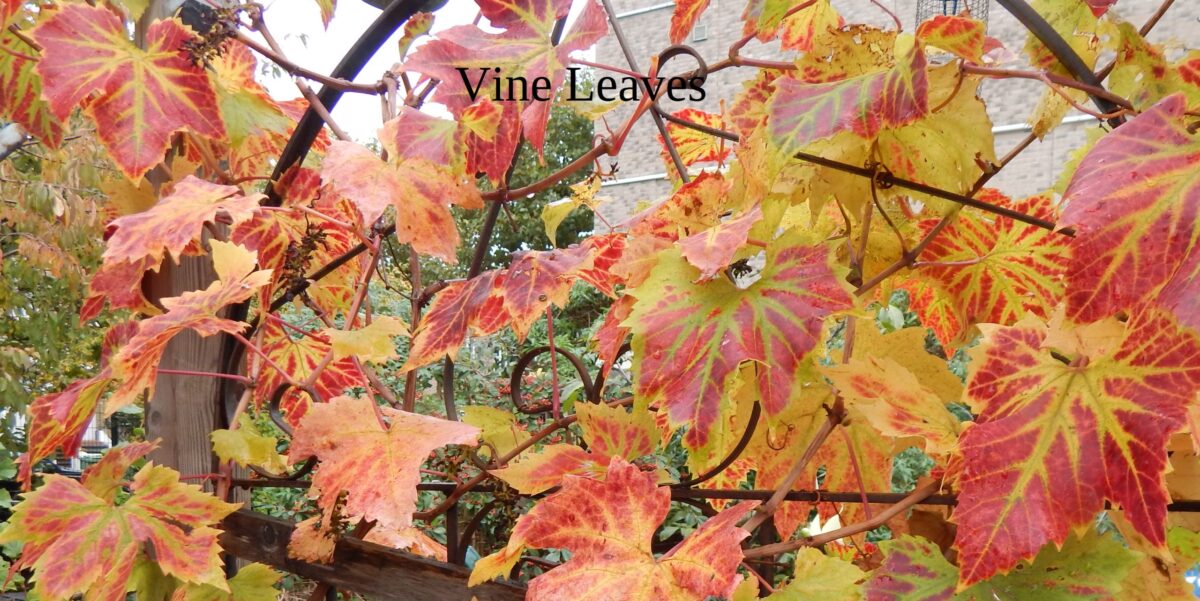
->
[[592, 0, 1196, 222]]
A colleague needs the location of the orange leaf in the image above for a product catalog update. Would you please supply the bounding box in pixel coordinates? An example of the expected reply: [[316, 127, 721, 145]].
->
[[321, 139, 477, 262], [0, 457, 238, 601], [252, 320, 366, 427], [108, 242, 271, 412], [915, 14, 987, 62], [32, 5, 225, 180], [103, 176, 263, 268], [473, 457, 757, 599], [289, 395, 479, 532]]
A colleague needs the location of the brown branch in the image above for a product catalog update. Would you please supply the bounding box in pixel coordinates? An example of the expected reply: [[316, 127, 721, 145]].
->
[[742, 479, 941, 559], [235, 31, 383, 95], [742, 411, 838, 533]]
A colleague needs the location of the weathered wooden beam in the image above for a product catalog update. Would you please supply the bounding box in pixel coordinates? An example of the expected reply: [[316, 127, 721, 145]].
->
[[219, 510, 526, 601]]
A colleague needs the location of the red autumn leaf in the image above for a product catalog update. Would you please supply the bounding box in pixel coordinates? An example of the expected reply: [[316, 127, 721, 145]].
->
[[575, 401, 657, 460], [677, 204, 763, 281], [489, 443, 604, 494], [490, 402, 657, 494], [31, 5, 225, 180], [0, 19, 62, 148], [466, 99, 522, 183], [231, 167, 361, 316], [1059, 94, 1200, 322], [626, 231, 853, 454], [0, 453, 238, 601], [594, 295, 633, 380], [895, 191, 1068, 348], [766, 40, 928, 155], [503, 246, 594, 339], [380, 106, 464, 173], [103, 176, 263, 268], [252, 319, 367, 426], [573, 232, 626, 298], [321, 139, 479, 262], [777, 0, 842, 51], [669, 0, 710, 45], [108, 241, 272, 412], [81, 254, 160, 322], [288, 395, 479, 532], [953, 309, 1200, 586], [19, 373, 113, 487], [404, 0, 607, 156], [473, 457, 757, 600], [915, 14, 987, 62], [403, 269, 509, 372]]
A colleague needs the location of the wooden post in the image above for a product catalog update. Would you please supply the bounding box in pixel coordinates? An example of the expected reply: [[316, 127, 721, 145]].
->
[[142, 257, 226, 481]]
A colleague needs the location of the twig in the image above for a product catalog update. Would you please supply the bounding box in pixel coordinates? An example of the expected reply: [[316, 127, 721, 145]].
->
[[742, 480, 940, 558], [742, 413, 838, 533]]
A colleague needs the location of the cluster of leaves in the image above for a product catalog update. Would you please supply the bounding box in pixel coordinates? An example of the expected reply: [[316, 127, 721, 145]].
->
[[4, 0, 1200, 599]]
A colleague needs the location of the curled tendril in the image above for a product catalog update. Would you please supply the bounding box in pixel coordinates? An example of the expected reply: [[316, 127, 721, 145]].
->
[[509, 345, 599, 414]]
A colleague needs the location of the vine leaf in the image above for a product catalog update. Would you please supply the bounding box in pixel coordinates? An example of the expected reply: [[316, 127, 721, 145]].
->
[[473, 457, 758, 600], [575, 402, 656, 460], [766, 34, 928, 155], [895, 190, 1068, 349], [867, 532, 1138, 600], [380, 106, 465, 175], [210, 415, 288, 475], [489, 443, 604, 494], [1059, 94, 1200, 322], [0, 454, 239, 601], [769, 548, 864, 600], [404, 0, 607, 159], [542, 175, 602, 247], [288, 395, 479, 533], [914, 14, 987, 62], [403, 270, 509, 371], [463, 405, 531, 459], [658, 109, 730, 182], [677, 204, 763, 281], [321, 139, 480, 262], [627, 231, 853, 457], [230, 167, 361, 317], [398, 12, 434, 58], [19, 373, 113, 487], [82, 440, 161, 502], [503, 247, 594, 339], [491, 403, 658, 494], [324, 316, 409, 364], [172, 563, 281, 601], [103, 176, 264, 269], [846, 321, 962, 404], [953, 309, 1200, 585], [108, 241, 272, 412], [669, 0, 710, 45], [0, 23, 62, 148], [363, 525, 447, 561], [253, 320, 367, 426], [776, 0, 841, 52], [822, 356, 962, 454], [742, 0, 840, 51], [31, 5, 225, 180]]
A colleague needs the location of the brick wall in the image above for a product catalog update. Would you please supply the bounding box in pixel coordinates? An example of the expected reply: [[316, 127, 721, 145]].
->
[[591, 0, 1198, 222]]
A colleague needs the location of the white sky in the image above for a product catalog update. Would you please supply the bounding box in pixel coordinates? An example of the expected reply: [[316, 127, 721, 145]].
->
[[252, 0, 593, 141]]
